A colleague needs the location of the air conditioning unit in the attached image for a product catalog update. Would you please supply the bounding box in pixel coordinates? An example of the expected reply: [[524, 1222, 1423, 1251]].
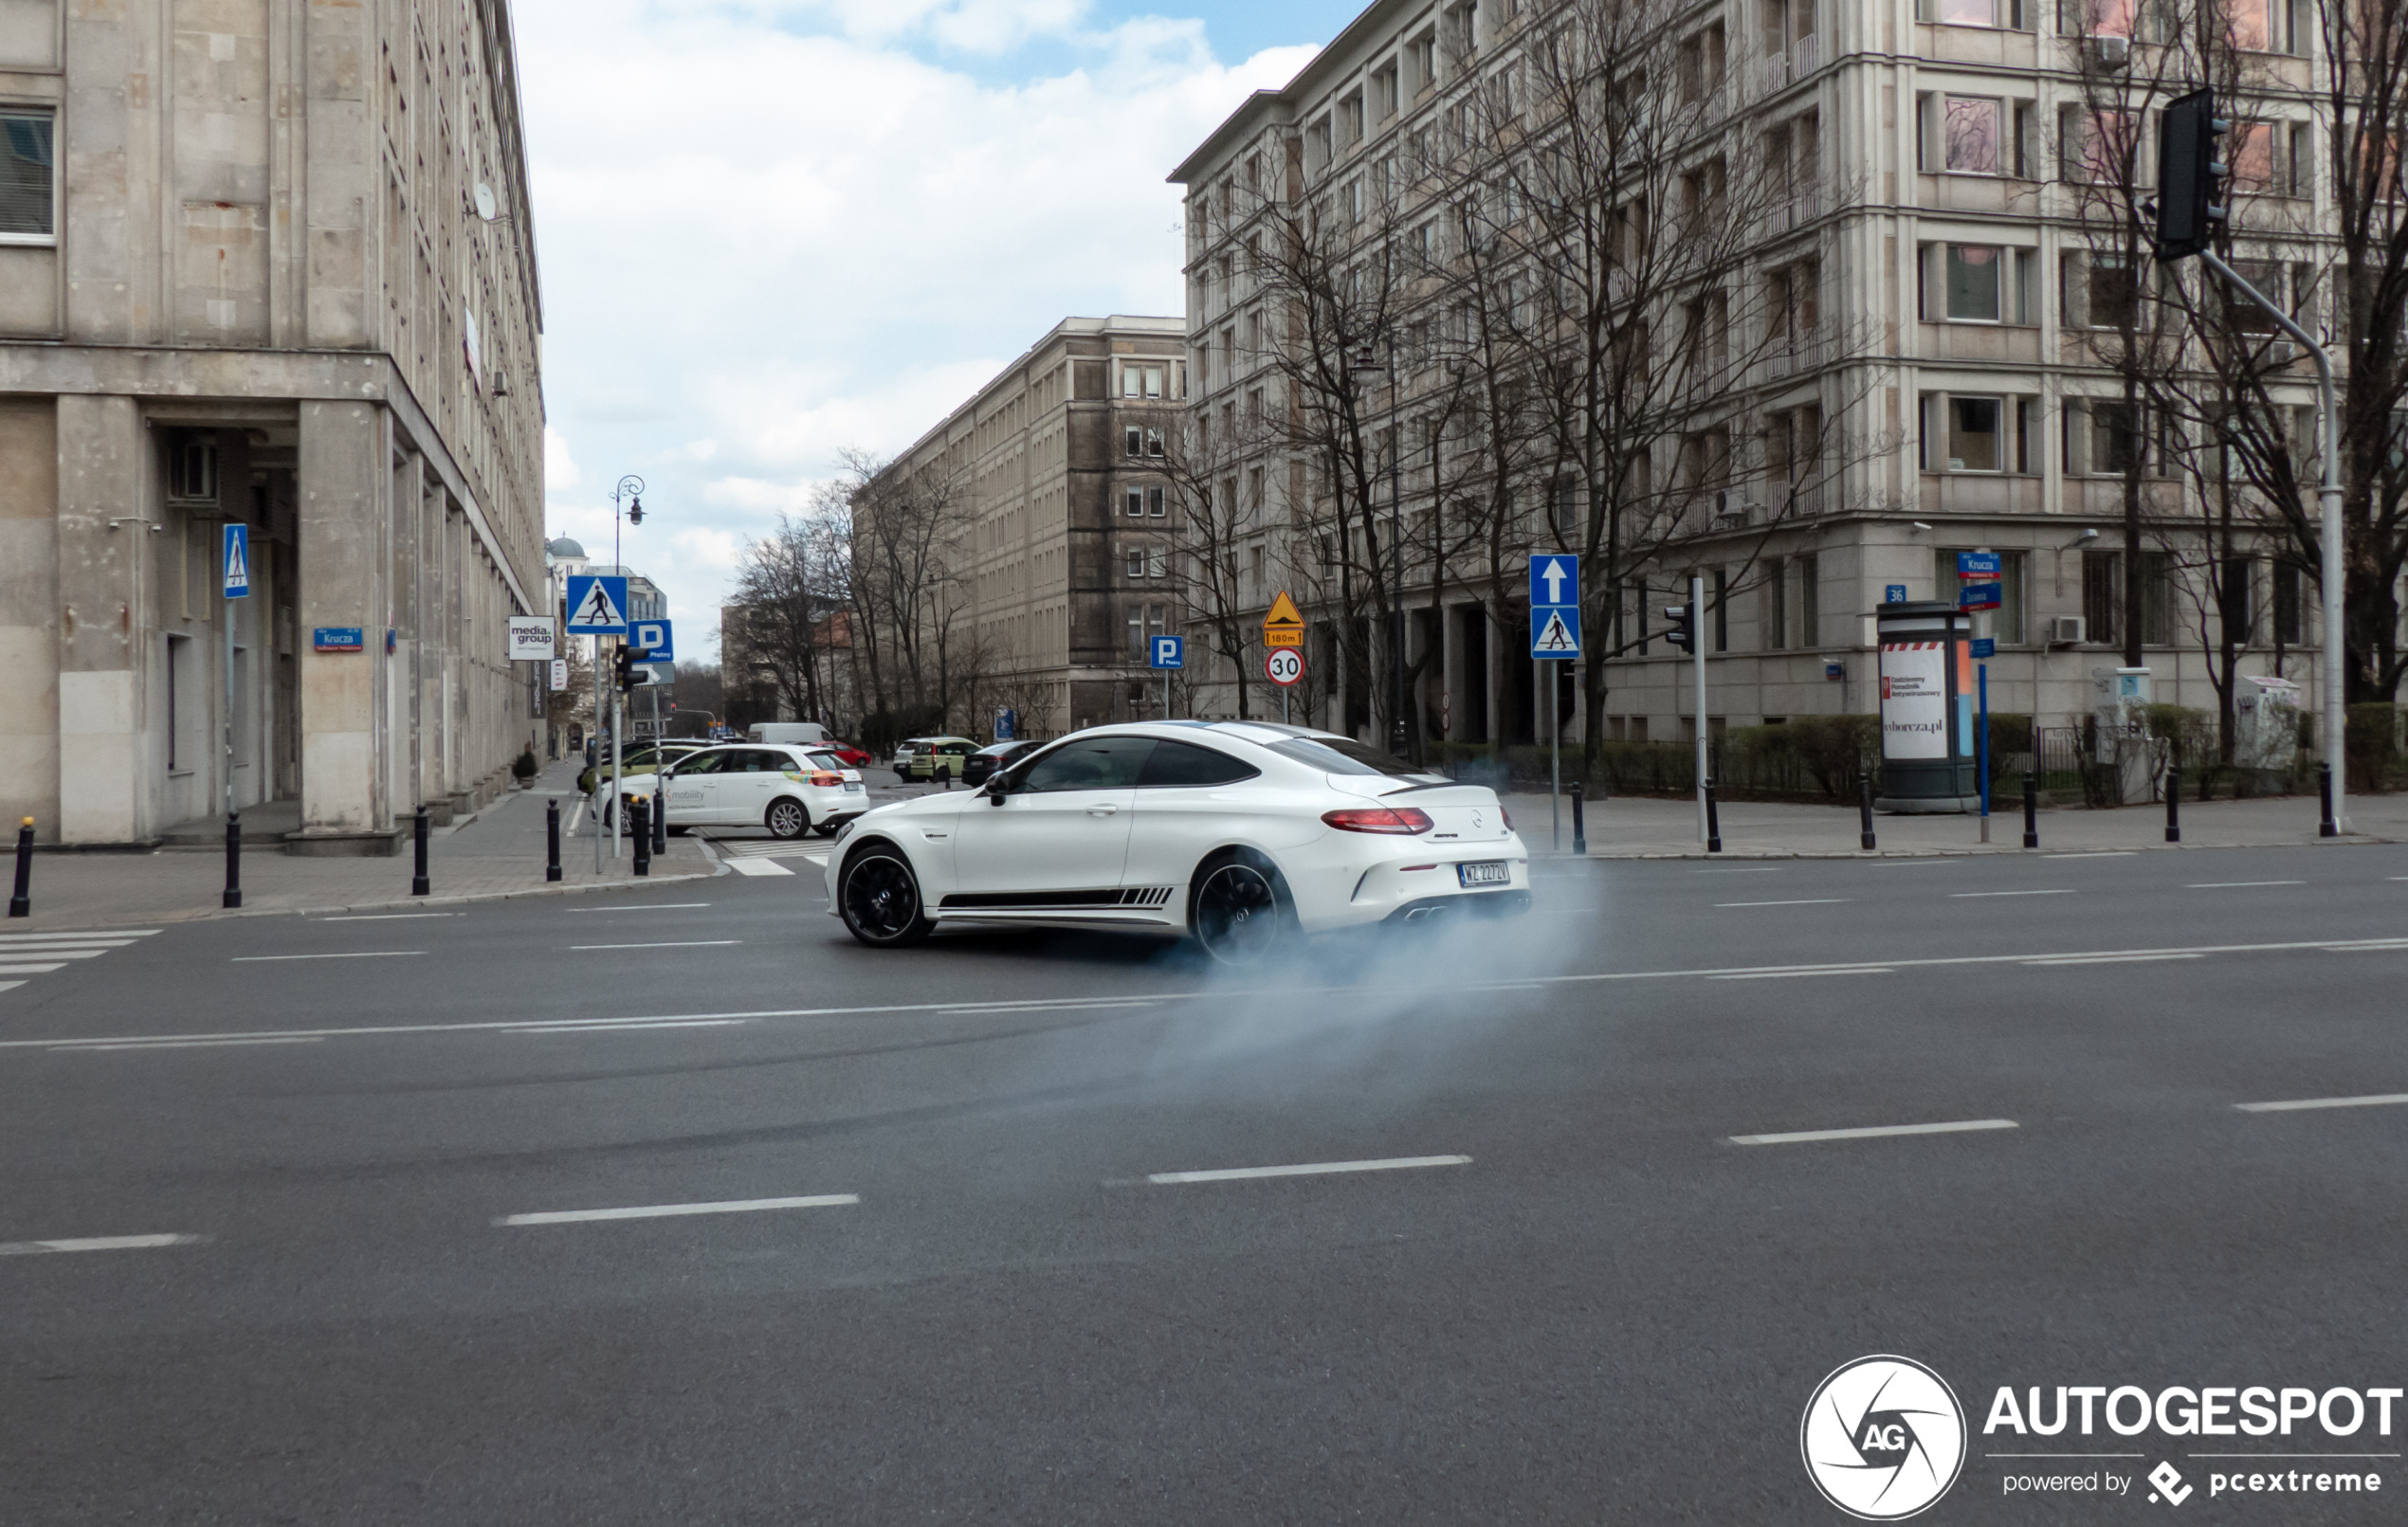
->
[[2086, 34, 2131, 70], [2050, 615, 2087, 645]]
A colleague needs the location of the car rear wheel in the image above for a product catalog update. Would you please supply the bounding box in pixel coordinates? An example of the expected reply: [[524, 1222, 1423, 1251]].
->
[[839, 845, 933, 948], [1189, 850, 1298, 966], [766, 798, 810, 840]]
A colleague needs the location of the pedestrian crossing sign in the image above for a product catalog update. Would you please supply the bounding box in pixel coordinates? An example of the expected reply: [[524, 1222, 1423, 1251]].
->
[[1531, 606, 1581, 659], [222, 523, 250, 599], [564, 574, 629, 635]]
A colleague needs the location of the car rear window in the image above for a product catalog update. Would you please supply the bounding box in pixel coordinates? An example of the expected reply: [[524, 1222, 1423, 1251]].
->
[[1265, 736, 1436, 778]]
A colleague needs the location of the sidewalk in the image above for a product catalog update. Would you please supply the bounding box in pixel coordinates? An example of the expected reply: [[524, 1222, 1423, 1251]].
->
[[6, 758, 717, 931], [1501, 788, 2408, 858]]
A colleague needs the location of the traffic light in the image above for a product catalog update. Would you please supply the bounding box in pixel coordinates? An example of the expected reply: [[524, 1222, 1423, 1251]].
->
[[2155, 87, 2230, 261], [612, 645, 636, 692], [1661, 604, 1696, 654]]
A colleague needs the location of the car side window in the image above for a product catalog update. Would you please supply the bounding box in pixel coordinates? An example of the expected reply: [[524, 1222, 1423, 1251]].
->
[[1139, 740, 1261, 788], [1016, 737, 1157, 793], [674, 752, 727, 775]]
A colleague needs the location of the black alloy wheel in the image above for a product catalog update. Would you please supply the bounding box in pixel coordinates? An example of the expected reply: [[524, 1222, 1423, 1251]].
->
[[839, 846, 933, 947], [766, 798, 810, 840], [1190, 853, 1295, 965]]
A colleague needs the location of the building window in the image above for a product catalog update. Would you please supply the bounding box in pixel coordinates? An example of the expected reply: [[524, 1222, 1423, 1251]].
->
[[2273, 559, 2303, 645], [1943, 97, 2001, 173], [2219, 556, 2255, 642], [1949, 396, 2003, 471], [1148, 486, 1167, 517], [1125, 427, 1143, 457], [1764, 557, 1788, 650], [1122, 363, 1167, 399], [1941, 0, 1998, 22], [2141, 552, 2175, 645], [1127, 549, 1146, 578], [1946, 245, 2002, 320], [1145, 427, 1165, 458], [1712, 569, 1729, 652], [1125, 487, 1145, 518], [1798, 554, 1820, 647], [0, 107, 56, 239], [2082, 549, 2121, 645]]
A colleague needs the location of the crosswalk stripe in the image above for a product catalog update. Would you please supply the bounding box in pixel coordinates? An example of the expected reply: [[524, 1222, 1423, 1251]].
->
[[0, 933, 151, 996], [726, 858, 794, 877]]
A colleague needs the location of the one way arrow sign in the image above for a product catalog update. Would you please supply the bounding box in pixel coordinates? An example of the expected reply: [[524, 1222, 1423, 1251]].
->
[[1529, 554, 1578, 612]]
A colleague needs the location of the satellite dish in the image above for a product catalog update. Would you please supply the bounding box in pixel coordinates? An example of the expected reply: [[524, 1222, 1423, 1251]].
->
[[474, 183, 499, 222]]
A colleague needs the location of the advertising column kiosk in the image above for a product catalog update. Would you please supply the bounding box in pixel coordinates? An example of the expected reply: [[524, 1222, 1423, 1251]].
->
[[1873, 600, 1980, 813]]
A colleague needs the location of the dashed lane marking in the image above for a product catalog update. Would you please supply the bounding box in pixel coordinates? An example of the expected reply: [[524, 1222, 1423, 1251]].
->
[[564, 903, 712, 913], [317, 913, 461, 922], [2235, 1093, 2408, 1114], [0, 930, 159, 943], [51, 1036, 326, 1052], [2188, 881, 2308, 889], [2046, 852, 2136, 860], [1715, 899, 1853, 908], [503, 1020, 750, 1034], [1952, 889, 2076, 899], [1144, 1155, 1471, 1185], [0, 964, 68, 976], [498, 1195, 859, 1227], [230, 952, 426, 962], [0, 1233, 204, 1256], [1730, 1118, 2019, 1146], [1709, 966, 1894, 980], [2023, 953, 2204, 967], [567, 940, 741, 952]]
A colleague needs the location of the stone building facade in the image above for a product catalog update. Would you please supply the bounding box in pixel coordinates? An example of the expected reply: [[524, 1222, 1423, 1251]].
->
[[0, 0, 543, 848], [858, 316, 1188, 741], [1169, 0, 2354, 750]]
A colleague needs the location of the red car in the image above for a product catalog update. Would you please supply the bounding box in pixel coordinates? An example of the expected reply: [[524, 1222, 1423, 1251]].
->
[[817, 739, 873, 769]]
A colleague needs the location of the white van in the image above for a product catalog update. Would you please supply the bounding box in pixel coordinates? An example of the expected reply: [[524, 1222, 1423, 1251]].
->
[[746, 722, 830, 746]]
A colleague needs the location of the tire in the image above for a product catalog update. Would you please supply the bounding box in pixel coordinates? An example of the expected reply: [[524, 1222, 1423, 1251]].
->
[[766, 797, 811, 840], [1188, 850, 1299, 966], [838, 844, 934, 948], [812, 821, 841, 838]]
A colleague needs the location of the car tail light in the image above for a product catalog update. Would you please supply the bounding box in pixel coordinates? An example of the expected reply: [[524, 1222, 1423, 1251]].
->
[[1322, 805, 1434, 835], [1500, 806, 1513, 830]]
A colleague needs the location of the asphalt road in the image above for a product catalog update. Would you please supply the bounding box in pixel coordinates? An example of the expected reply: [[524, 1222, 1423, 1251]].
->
[[3, 840, 2405, 1523]]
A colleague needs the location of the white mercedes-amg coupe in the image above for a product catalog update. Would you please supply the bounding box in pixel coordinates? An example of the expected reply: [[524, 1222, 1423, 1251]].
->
[[825, 722, 1530, 963]]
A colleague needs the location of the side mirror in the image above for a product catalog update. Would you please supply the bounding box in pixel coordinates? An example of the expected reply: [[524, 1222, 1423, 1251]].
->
[[984, 777, 1009, 804]]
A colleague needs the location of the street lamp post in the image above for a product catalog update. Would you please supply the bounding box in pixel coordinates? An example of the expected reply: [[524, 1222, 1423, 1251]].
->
[[1352, 337, 1408, 755], [603, 475, 646, 863]]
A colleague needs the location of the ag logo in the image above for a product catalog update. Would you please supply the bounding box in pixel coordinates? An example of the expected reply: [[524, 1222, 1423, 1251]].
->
[[1800, 1355, 1967, 1519]]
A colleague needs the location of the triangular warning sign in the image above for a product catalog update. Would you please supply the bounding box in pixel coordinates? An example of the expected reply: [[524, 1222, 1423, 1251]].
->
[[571, 581, 625, 629], [1535, 612, 1578, 652], [1264, 591, 1304, 628]]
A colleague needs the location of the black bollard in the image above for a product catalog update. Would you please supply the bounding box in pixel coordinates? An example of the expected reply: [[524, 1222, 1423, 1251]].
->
[[1706, 779, 1723, 854], [652, 782, 668, 857], [632, 798, 651, 878], [2318, 761, 2338, 838], [2164, 767, 2181, 844], [9, 816, 30, 918], [1570, 781, 1587, 856], [412, 806, 431, 896], [1858, 773, 1877, 852], [546, 797, 563, 883], [2022, 774, 2040, 850], [224, 810, 242, 910]]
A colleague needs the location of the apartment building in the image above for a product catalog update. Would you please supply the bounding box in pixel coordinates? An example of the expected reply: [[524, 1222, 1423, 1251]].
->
[[857, 316, 1188, 740], [0, 0, 544, 849], [1170, 0, 2339, 747]]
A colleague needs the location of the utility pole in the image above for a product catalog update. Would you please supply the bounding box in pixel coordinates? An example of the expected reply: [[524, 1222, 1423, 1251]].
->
[[1692, 573, 1708, 845]]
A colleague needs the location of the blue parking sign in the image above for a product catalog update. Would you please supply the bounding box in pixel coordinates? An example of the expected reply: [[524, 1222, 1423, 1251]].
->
[[1150, 635, 1184, 669], [629, 619, 674, 661]]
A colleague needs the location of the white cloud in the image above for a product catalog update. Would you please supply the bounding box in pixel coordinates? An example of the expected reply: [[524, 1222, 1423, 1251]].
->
[[517, 0, 1313, 655]]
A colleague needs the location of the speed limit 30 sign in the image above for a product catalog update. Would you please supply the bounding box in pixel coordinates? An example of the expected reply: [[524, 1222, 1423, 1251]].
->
[[1266, 647, 1304, 687]]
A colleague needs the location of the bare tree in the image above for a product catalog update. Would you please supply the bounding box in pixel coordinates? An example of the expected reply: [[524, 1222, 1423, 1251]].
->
[[729, 505, 851, 727]]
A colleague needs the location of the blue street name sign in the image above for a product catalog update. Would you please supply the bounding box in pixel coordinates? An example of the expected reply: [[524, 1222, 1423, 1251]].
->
[[629, 619, 675, 662], [313, 627, 364, 652], [222, 523, 250, 599], [1971, 637, 1998, 659], [1885, 584, 1909, 604], [1960, 582, 2003, 611], [1531, 605, 1582, 660], [1957, 551, 2003, 579], [1150, 635, 1184, 669], [564, 574, 629, 635]]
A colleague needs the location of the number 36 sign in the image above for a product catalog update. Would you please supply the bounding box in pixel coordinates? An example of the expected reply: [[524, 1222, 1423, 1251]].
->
[[1266, 647, 1304, 687]]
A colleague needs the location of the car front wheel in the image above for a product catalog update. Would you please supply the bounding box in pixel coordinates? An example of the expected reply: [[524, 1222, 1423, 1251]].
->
[[1189, 850, 1298, 966], [766, 798, 810, 840], [839, 845, 933, 947]]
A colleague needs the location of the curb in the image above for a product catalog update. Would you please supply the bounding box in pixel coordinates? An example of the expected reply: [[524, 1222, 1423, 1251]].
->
[[1567, 834, 2397, 861]]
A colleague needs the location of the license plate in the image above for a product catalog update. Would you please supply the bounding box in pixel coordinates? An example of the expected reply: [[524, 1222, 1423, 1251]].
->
[[845, 782, 864, 792], [1457, 861, 1511, 887]]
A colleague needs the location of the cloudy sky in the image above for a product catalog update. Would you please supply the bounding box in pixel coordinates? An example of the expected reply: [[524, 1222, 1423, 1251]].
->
[[517, 0, 1362, 663]]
